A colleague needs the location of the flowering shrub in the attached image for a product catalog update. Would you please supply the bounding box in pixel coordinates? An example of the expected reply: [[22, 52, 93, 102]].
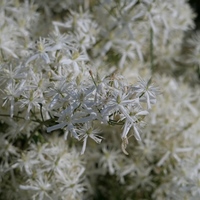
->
[[0, 0, 199, 199]]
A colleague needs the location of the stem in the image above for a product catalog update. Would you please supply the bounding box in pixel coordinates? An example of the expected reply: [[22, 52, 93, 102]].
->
[[39, 103, 45, 123], [89, 70, 97, 87], [0, 114, 39, 123], [150, 27, 154, 73]]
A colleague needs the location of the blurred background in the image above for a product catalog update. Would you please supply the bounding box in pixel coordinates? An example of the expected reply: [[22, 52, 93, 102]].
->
[[189, 0, 200, 28]]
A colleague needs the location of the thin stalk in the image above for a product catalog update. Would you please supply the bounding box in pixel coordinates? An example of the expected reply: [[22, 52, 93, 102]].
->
[[150, 27, 154, 73]]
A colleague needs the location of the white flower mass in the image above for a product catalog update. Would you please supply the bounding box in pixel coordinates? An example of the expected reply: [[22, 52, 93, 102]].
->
[[0, 0, 200, 199]]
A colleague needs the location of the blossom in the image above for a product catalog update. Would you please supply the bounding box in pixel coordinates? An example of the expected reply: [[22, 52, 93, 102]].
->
[[121, 110, 149, 141], [101, 90, 137, 123], [185, 31, 200, 67], [47, 30, 73, 51], [59, 50, 88, 75], [78, 122, 102, 154], [0, 26, 19, 58], [19, 90, 44, 120], [2, 80, 26, 118], [0, 63, 27, 86], [26, 37, 52, 64], [47, 105, 79, 139], [133, 77, 160, 109], [55, 166, 86, 199], [98, 146, 122, 175], [20, 175, 53, 200], [12, 152, 39, 176]]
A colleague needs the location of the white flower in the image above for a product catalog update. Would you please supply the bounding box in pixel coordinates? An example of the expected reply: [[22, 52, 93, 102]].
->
[[0, 135, 19, 160], [12, 152, 39, 176], [0, 27, 19, 58], [60, 50, 88, 75], [20, 175, 53, 200], [102, 90, 137, 123], [26, 37, 52, 64], [47, 30, 73, 51], [133, 77, 160, 109], [19, 90, 44, 120], [46, 105, 79, 140], [115, 40, 143, 68], [78, 122, 103, 154], [186, 31, 200, 67], [56, 166, 86, 200], [121, 110, 148, 141], [99, 146, 122, 175], [0, 63, 27, 86], [2, 80, 26, 118]]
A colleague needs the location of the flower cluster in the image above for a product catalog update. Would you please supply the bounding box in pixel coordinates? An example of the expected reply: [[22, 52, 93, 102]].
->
[[0, 0, 200, 200]]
